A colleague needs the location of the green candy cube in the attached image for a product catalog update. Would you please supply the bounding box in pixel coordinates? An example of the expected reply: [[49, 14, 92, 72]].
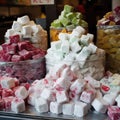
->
[[72, 17, 80, 25], [60, 17, 70, 27], [64, 5, 74, 13], [79, 20, 88, 28], [51, 19, 63, 28]]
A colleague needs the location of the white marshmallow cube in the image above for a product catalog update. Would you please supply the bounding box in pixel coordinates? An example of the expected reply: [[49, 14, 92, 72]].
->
[[74, 101, 88, 117], [61, 67, 75, 82], [40, 88, 56, 101], [51, 41, 62, 50], [17, 15, 30, 25], [21, 25, 32, 38], [50, 101, 62, 114], [31, 25, 40, 34], [84, 76, 100, 89], [58, 33, 69, 40], [0, 76, 15, 89], [12, 21, 22, 32], [76, 46, 91, 68], [15, 86, 28, 100], [80, 90, 95, 103], [80, 34, 90, 46], [11, 98, 25, 113], [69, 91, 80, 101], [70, 40, 81, 53], [87, 33, 94, 42], [88, 43, 97, 54], [5, 29, 15, 38], [70, 79, 86, 94], [35, 97, 48, 113], [62, 102, 74, 115], [27, 93, 40, 106], [103, 93, 116, 105], [56, 90, 69, 103], [91, 98, 109, 113], [115, 94, 120, 107], [54, 77, 71, 91], [60, 40, 70, 54]]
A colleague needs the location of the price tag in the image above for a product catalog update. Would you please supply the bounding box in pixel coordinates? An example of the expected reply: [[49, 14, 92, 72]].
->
[[31, 0, 54, 5]]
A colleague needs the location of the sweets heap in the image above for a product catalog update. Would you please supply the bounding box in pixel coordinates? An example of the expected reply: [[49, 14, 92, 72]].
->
[[51, 5, 88, 30], [0, 35, 46, 83], [5, 15, 47, 50], [97, 6, 120, 26], [0, 76, 30, 113], [46, 26, 105, 80], [96, 6, 120, 73], [0, 68, 120, 119]]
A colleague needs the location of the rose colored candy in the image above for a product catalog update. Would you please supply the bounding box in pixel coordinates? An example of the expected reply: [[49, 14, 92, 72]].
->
[[0, 98, 5, 110], [2, 88, 14, 98], [9, 35, 20, 43], [3, 96, 15, 111], [108, 106, 120, 120]]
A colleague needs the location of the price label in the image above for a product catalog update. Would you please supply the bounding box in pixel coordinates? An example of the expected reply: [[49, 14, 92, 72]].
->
[[31, 0, 54, 5]]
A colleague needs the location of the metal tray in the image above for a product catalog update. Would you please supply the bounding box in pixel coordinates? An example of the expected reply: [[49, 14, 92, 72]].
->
[[0, 105, 109, 120]]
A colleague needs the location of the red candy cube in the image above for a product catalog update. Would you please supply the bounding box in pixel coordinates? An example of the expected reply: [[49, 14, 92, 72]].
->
[[9, 35, 20, 43]]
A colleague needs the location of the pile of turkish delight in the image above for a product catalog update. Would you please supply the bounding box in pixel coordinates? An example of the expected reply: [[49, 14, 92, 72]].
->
[[97, 6, 120, 26], [0, 35, 46, 83], [27, 64, 120, 119], [0, 76, 30, 113], [51, 5, 88, 30], [5, 15, 48, 50], [0, 63, 120, 119], [46, 26, 105, 80]]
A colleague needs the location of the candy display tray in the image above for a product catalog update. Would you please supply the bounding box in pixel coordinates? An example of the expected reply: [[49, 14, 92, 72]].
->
[[0, 105, 109, 120]]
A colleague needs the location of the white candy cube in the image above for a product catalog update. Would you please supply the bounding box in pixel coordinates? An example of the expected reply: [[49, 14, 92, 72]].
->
[[17, 15, 30, 25], [61, 67, 75, 82], [0, 76, 15, 89], [15, 86, 28, 100], [54, 77, 71, 91], [5, 29, 15, 38], [62, 102, 74, 115], [80, 90, 95, 103], [103, 93, 116, 105], [56, 90, 69, 103], [11, 98, 25, 113], [87, 33, 94, 42], [70, 40, 81, 53], [92, 98, 109, 113], [76, 46, 91, 68], [74, 101, 88, 117], [35, 97, 48, 113], [40, 88, 56, 101], [115, 94, 120, 107], [50, 101, 62, 114], [12, 21, 22, 32], [88, 43, 97, 54], [28, 93, 40, 106], [21, 25, 32, 37], [58, 33, 69, 40], [70, 79, 86, 94], [80, 34, 90, 45], [60, 40, 70, 54]]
